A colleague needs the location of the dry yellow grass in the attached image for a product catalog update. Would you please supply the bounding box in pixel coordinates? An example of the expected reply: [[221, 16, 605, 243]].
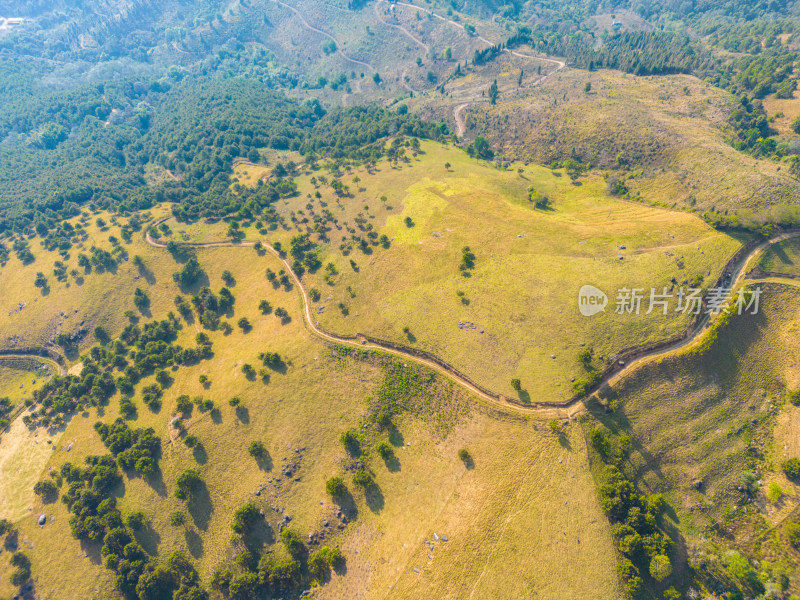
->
[[0, 231, 622, 599], [241, 141, 743, 403], [439, 68, 800, 212], [0, 205, 177, 356]]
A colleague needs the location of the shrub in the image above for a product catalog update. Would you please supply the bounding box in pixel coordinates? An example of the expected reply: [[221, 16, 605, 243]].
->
[[340, 428, 360, 455], [376, 441, 394, 459], [259, 351, 284, 369], [352, 469, 373, 488], [94, 326, 110, 345], [510, 378, 521, 391], [319, 546, 344, 570], [258, 300, 272, 314], [280, 528, 305, 558], [228, 396, 241, 407], [237, 317, 251, 331], [173, 257, 206, 288], [786, 521, 800, 548], [33, 479, 58, 500], [125, 511, 145, 530], [457, 448, 471, 462], [170, 511, 186, 526], [176, 395, 192, 414], [183, 434, 199, 448], [231, 502, 261, 534], [768, 481, 785, 504], [326, 476, 347, 497], [248, 440, 266, 458], [617, 558, 642, 596], [649, 554, 672, 582], [782, 458, 800, 480], [10, 552, 31, 586]]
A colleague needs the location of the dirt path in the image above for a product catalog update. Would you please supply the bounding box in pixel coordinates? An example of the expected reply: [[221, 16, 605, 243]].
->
[[0, 353, 65, 376], [143, 221, 800, 418], [453, 103, 469, 138], [271, 0, 376, 72], [382, 0, 564, 138], [373, 1, 429, 54]]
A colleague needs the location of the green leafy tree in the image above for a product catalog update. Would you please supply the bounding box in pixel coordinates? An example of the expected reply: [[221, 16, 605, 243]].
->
[[649, 554, 672, 581], [326, 476, 347, 497], [175, 468, 202, 501], [248, 440, 266, 458]]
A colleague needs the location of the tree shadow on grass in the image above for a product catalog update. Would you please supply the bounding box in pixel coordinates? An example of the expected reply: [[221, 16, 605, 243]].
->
[[332, 490, 358, 521], [243, 518, 274, 552], [365, 484, 384, 514], [517, 390, 531, 404], [382, 453, 401, 473], [193, 444, 208, 465], [210, 408, 222, 425], [388, 426, 405, 447], [255, 450, 273, 472], [188, 483, 213, 531], [134, 523, 161, 557], [4, 530, 18, 551], [144, 466, 168, 498], [137, 264, 156, 285], [236, 406, 250, 423], [178, 272, 210, 296], [79, 538, 103, 565], [185, 528, 204, 558]]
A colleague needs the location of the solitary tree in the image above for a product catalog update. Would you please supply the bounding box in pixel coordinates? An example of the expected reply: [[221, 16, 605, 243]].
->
[[248, 440, 266, 458]]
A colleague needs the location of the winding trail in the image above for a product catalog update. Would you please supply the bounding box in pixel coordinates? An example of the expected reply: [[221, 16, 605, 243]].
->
[[373, 1, 429, 54], [271, 0, 376, 72], [453, 103, 469, 138], [143, 220, 800, 419], [0, 353, 65, 376], [375, 0, 564, 138]]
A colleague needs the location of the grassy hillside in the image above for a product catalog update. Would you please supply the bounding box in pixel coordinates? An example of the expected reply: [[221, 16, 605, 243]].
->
[[446, 68, 800, 214], [0, 219, 622, 599], [757, 237, 800, 277], [587, 284, 800, 596], [196, 141, 742, 404]]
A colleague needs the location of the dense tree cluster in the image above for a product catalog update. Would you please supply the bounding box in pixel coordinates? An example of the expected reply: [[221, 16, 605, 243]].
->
[[588, 427, 671, 597], [190, 286, 235, 330], [0, 72, 447, 238], [95, 418, 161, 475]]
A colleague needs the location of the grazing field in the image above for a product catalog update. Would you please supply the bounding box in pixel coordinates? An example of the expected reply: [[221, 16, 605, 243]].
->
[[0, 205, 179, 357], [217, 141, 743, 403], [0, 235, 622, 599], [588, 284, 800, 594], [0, 360, 51, 407], [756, 237, 800, 277]]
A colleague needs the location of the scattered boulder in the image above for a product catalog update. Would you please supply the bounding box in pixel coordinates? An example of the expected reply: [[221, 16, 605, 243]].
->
[[38, 513, 46, 526]]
